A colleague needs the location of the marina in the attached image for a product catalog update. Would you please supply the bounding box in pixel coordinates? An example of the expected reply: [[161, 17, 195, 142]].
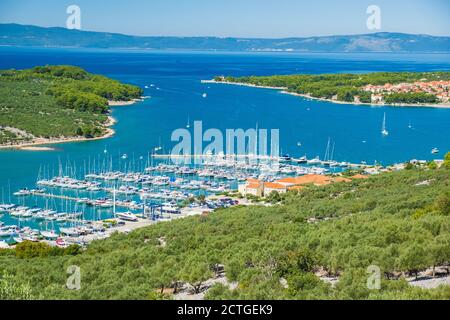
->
[[0, 1, 449, 301], [0, 151, 374, 247], [0, 148, 441, 249], [0, 49, 449, 249]]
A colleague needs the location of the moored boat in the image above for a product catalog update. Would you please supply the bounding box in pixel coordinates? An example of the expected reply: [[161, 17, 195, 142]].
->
[[0, 241, 9, 249], [41, 230, 59, 239], [116, 211, 138, 222]]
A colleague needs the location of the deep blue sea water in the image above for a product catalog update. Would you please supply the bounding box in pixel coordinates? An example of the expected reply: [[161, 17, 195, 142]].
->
[[0, 47, 449, 226]]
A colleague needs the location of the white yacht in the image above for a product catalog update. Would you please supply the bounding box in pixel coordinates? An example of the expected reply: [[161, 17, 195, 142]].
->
[[307, 156, 321, 165], [59, 227, 80, 237], [161, 203, 181, 214], [41, 230, 59, 240], [116, 211, 138, 222], [0, 241, 9, 249], [13, 188, 32, 196], [294, 156, 308, 164], [0, 227, 17, 237]]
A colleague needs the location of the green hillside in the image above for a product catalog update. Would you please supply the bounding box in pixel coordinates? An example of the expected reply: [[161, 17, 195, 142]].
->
[[1, 162, 449, 300], [0, 65, 142, 145]]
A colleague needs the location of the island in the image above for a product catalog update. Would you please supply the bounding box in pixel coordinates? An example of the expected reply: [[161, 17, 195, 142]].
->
[[2, 24, 450, 53], [209, 72, 450, 107], [0, 65, 143, 148]]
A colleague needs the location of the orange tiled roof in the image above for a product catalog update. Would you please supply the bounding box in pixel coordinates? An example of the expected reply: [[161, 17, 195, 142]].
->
[[247, 183, 261, 189], [276, 174, 333, 186], [293, 174, 332, 186], [264, 182, 286, 189], [276, 177, 298, 184]]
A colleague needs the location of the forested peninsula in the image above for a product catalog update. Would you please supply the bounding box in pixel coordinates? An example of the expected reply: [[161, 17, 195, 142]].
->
[[0, 65, 143, 147], [212, 72, 450, 107]]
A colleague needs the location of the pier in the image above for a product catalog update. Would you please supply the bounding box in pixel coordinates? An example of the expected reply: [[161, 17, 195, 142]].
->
[[152, 154, 278, 160], [152, 154, 368, 168], [30, 191, 140, 210]]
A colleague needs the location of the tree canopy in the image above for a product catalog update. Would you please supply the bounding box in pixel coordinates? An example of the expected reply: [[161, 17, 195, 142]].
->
[[0, 65, 143, 144], [216, 71, 450, 104], [0, 166, 449, 300]]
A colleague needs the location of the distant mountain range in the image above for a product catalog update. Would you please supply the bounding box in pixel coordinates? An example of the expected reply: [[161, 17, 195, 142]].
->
[[1, 24, 450, 53]]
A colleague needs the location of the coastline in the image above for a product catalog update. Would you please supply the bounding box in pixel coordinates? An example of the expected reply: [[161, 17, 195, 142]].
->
[[108, 97, 147, 106], [0, 116, 116, 151], [202, 80, 450, 109], [0, 99, 143, 151]]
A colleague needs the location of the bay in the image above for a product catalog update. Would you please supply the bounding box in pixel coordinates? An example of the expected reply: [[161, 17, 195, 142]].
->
[[0, 47, 449, 230]]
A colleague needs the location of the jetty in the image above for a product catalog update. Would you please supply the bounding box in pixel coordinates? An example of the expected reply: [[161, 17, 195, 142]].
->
[[29, 191, 141, 210]]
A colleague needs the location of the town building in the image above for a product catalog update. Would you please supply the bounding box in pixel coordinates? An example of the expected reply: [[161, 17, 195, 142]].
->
[[238, 174, 362, 197], [363, 80, 450, 103]]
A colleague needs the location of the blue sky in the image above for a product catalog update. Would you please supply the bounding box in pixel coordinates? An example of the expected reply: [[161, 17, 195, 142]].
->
[[0, 0, 449, 37]]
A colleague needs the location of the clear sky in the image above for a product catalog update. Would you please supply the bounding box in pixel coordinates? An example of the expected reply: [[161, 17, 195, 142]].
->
[[0, 0, 449, 38]]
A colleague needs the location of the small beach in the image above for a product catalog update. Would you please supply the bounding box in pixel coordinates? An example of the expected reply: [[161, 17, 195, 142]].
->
[[0, 99, 145, 151], [108, 98, 146, 106]]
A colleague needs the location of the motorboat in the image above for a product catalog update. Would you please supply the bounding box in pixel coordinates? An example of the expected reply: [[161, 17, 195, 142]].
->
[[294, 156, 308, 164], [41, 230, 59, 239], [115, 212, 138, 222], [161, 204, 181, 214], [59, 228, 80, 237], [13, 188, 32, 196], [0, 241, 9, 249], [307, 156, 321, 165]]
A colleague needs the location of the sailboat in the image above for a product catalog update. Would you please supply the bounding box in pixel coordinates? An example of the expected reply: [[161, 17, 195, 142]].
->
[[322, 138, 332, 167], [325, 140, 338, 167], [329, 142, 338, 167], [41, 230, 59, 239], [408, 121, 412, 129], [112, 187, 138, 222], [186, 115, 190, 128], [40, 198, 58, 239], [381, 112, 389, 136]]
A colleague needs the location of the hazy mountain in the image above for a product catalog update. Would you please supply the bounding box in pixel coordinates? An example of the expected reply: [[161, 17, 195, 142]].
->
[[1, 23, 449, 53]]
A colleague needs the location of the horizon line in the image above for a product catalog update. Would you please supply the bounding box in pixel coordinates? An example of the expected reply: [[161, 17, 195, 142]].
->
[[2, 22, 450, 40]]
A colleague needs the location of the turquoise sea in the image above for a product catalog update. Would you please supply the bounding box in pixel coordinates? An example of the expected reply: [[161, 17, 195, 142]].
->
[[0, 47, 450, 231]]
